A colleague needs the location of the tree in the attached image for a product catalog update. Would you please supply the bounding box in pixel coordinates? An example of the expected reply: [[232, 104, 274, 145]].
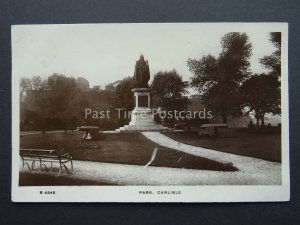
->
[[151, 70, 190, 125], [20, 77, 31, 99], [258, 32, 281, 118], [105, 83, 115, 91], [188, 32, 252, 123], [46, 74, 77, 115], [241, 74, 280, 126], [27, 74, 78, 132], [114, 76, 136, 112], [260, 32, 281, 78], [21, 73, 120, 131], [20, 76, 49, 132], [20, 76, 46, 99], [151, 70, 189, 105], [31, 75, 46, 90], [188, 55, 219, 94]]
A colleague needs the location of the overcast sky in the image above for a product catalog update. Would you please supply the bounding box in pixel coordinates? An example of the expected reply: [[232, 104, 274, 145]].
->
[[12, 23, 280, 88]]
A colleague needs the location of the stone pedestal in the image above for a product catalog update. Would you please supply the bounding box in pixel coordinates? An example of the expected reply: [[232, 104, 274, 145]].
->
[[116, 88, 169, 132]]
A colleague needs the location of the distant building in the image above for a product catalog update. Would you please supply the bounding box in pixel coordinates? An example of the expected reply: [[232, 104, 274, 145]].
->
[[76, 77, 89, 91]]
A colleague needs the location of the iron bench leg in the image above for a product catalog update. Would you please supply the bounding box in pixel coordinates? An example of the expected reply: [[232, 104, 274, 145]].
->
[[57, 164, 63, 176], [24, 161, 31, 170], [70, 160, 73, 173]]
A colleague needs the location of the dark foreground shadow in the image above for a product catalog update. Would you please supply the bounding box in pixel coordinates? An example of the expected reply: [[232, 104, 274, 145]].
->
[[19, 172, 117, 186]]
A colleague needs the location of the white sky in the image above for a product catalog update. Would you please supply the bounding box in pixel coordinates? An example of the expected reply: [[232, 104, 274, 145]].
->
[[12, 23, 279, 88]]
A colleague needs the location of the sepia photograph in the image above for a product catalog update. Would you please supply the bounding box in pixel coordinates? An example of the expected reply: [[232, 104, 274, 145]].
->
[[11, 23, 289, 202]]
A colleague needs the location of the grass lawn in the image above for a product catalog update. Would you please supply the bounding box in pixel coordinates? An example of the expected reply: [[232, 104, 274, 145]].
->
[[163, 128, 281, 162], [20, 132, 237, 172]]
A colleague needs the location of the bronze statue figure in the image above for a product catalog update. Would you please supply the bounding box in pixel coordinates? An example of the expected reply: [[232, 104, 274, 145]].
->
[[134, 55, 150, 88]]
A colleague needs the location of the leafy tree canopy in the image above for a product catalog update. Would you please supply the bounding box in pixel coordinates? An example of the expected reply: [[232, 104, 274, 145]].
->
[[114, 76, 136, 111], [151, 69, 188, 101], [260, 32, 281, 77], [241, 73, 281, 126], [187, 32, 252, 123]]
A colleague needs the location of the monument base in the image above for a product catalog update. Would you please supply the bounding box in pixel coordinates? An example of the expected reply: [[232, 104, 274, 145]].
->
[[116, 88, 169, 132], [116, 107, 169, 132]]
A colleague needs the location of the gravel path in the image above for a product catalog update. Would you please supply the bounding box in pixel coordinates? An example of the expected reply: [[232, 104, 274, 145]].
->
[[141, 132, 281, 185], [20, 158, 280, 185]]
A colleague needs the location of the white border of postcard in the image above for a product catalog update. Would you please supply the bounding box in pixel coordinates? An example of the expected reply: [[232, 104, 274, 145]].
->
[[11, 23, 290, 202]]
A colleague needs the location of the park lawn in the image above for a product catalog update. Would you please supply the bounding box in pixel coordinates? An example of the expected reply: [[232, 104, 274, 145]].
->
[[20, 132, 237, 171], [163, 129, 281, 162]]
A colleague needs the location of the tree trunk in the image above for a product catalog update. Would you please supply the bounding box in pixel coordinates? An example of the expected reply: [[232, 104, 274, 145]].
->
[[221, 114, 227, 124], [261, 113, 265, 127], [256, 116, 260, 126], [214, 127, 219, 137]]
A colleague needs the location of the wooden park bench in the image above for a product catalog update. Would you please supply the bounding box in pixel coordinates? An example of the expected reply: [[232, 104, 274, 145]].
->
[[20, 149, 73, 176], [198, 124, 228, 137]]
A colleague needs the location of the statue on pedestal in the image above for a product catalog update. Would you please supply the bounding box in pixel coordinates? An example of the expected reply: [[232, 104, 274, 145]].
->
[[115, 54, 169, 132], [134, 55, 150, 88]]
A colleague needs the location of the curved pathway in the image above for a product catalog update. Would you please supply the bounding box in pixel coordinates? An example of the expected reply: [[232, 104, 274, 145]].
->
[[141, 132, 281, 185]]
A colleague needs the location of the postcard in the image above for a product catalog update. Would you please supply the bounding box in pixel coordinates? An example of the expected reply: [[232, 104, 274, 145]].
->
[[11, 23, 289, 202]]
